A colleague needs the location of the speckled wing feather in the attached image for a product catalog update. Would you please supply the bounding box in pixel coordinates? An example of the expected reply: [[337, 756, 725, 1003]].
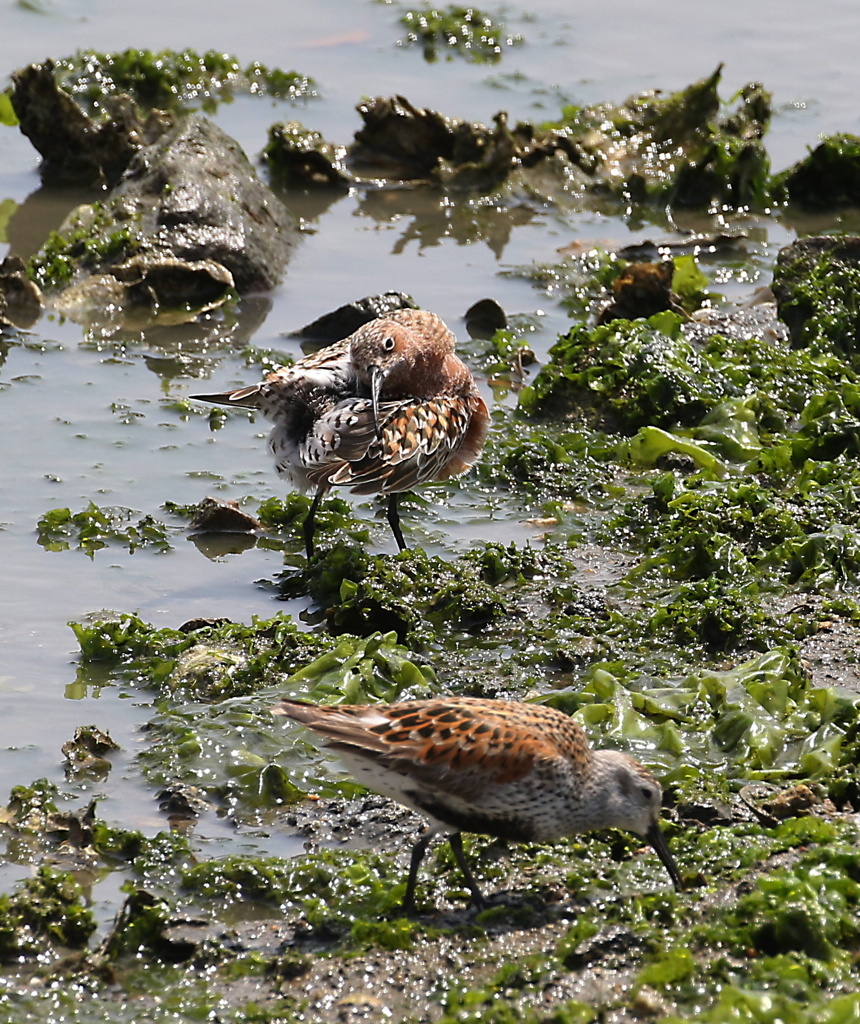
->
[[276, 698, 590, 803], [191, 337, 355, 413], [304, 395, 479, 495]]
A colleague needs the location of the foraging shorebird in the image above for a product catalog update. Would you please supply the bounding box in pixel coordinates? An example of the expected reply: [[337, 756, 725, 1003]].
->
[[273, 697, 683, 911], [192, 309, 489, 557]]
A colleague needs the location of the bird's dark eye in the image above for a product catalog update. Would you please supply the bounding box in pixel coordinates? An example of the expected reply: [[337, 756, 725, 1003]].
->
[[640, 785, 654, 801], [383, 336, 395, 352]]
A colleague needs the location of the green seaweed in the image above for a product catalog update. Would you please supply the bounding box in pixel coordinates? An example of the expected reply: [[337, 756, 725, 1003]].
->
[[772, 238, 860, 355], [0, 867, 95, 960], [16, 67, 860, 1020], [399, 5, 522, 64], [71, 611, 326, 684], [28, 203, 144, 290], [54, 49, 316, 113], [0, 91, 18, 126], [519, 312, 736, 429], [547, 648, 859, 786], [257, 493, 371, 551], [37, 502, 172, 557], [183, 848, 422, 948]]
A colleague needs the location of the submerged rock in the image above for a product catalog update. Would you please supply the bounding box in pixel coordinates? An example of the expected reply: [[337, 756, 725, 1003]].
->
[[61, 725, 120, 776], [188, 496, 263, 535]]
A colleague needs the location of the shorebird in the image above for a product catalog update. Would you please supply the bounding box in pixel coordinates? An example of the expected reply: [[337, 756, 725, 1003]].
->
[[191, 309, 489, 557], [272, 697, 683, 911]]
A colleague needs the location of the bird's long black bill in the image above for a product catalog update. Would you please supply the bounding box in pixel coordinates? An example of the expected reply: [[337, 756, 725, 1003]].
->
[[370, 366, 384, 440], [646, 821, 684, 891]]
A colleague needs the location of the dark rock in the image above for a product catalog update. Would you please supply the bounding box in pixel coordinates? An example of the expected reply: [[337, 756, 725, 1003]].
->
[[560, 925, 646, 970], [616, 232, 746, 261], [464, 298, 507, 339], [61, 726, 119, 775], [46, 799, 99, 849], [0, 255, 43, 327], [178, 617, 234, 633], [597, 260, 683, 324], [265, 121, 351, 187], [11, 60, 169, 186], [350, 95, 462, 177], [289, 291, 416, 342], [114, 114, 295, 292], [188, 496, 263, 535]]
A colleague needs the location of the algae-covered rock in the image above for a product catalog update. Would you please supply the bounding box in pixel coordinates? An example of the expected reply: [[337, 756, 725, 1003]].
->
[[53, 47, 315, 112], [773, 133, 860, 208], [11, 51, 315, 188], [520, 311, 738, 430], [0, 867, 96, 961], [264, 121, 351, 186], [11, 59, 169, 186], [772, 236, 860, 353], [29, 113, 296, 319], [548, 67, 772, 208], [334, 70, 771, 205], [13, 57, 297, 320]]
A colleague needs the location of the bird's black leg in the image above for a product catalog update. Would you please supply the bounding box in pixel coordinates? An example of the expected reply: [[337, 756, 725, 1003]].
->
[[386, 492, 407, 552], [303, 490, 324, 559], [404, 828, 434, 914], [448, 832, 486, 909]]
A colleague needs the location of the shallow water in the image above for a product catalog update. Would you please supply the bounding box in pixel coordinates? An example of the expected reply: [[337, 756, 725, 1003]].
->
[[0, 0, 859, 927]]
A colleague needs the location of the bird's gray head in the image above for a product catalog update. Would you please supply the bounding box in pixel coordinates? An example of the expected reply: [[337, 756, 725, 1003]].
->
[[590, 751, 663, 835], [591, 750, 683, 890]]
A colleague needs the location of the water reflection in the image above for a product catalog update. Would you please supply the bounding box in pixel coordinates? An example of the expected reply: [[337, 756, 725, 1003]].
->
[[356, 183, 541, 256], [6, 183, 100, 260], [75, 294, 276, 380]]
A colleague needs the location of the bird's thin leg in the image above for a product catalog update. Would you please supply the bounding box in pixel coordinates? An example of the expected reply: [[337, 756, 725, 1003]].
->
[[304, 489, 324, 559], [448, 832, 486, 910], [404, 828, 434, 914], [386, 492, 407, 552]]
